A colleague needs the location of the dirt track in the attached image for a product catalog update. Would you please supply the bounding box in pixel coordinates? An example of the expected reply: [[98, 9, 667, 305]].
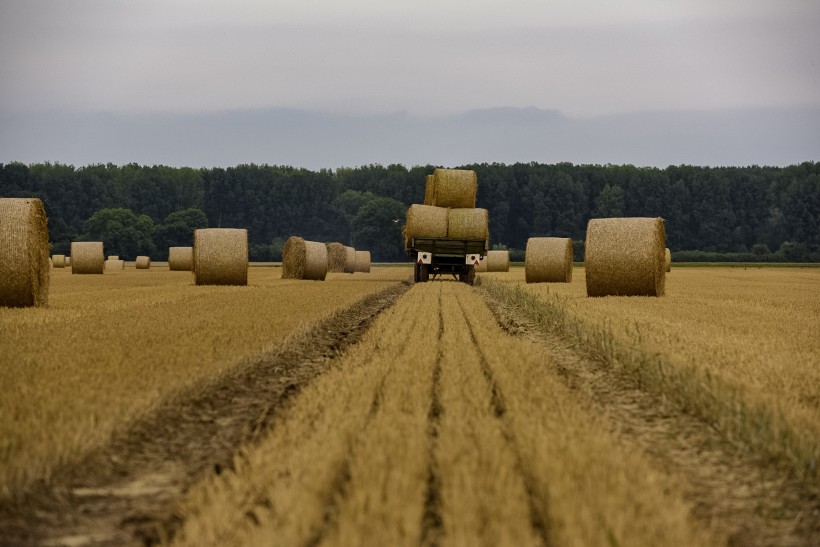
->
[[0, 282, 410, 547]]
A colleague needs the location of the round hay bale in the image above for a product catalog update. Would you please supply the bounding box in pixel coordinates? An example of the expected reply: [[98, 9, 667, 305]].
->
[[424, 174, 435, 206], [448, 208, 489, 240], [108, 255, 120, 261], [486, 250, 510, 272], [193, 228, 248, 286], [65, 256, 71, 267], [525, 237, 573, 283], [585, 217, 666, 297], [0, 198, 50, 307], [282, 236, 328, 281], [168, 246, 193, 271], [326, 242, 347, 273], [71, 241, 104, 275], [430, 168, 477, 208], [665, 248, 672, 272], [475, 256, 488, 272], [343, 246, 356, 274], [135, 256, 151, 269], [105, 259, 125, 272], [354, 250, 371, 273], [52, 254, 66, 268], [404, 204, 448, 241]]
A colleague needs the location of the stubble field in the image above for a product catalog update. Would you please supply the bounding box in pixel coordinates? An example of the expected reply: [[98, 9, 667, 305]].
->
[[1, 265, 818, 546]]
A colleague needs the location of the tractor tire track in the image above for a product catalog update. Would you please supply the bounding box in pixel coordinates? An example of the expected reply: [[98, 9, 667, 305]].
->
[[0, 281, 411, 547]]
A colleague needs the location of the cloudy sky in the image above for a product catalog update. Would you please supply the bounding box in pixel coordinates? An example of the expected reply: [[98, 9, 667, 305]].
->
[[1, 0, 818, 168]]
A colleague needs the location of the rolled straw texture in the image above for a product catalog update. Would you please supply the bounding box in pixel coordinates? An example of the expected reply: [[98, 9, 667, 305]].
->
[[52, 255, 66, 268], [404, 204, 448, 241], [65, 257, 71, 267], [168, 247, 193, 271], [135, 256, 151, 269], [525, 237, 573, 283], [665, 248, 672, 272], [282, 236, 328, 280], [354, 250, 371, 273], [0, 198, 50, 307], [486, 250, 510, 272], [71, 242, 104, 275], [105, 259, 125, 271], [424, 175, 435, 206], [108, 255, 120, 261], [193, 228, 248, 286], [430, 168, 477, 208], [326, 242, 347, 273], [585, 217, 666, 297], [448, 208, 489, 240], [343, 246, 356, 274]]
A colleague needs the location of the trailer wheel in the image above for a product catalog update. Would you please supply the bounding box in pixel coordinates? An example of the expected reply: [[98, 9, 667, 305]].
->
[[419, 263, 429, 283], [459, 265, 475, 285], [414, 262, 420, 283]]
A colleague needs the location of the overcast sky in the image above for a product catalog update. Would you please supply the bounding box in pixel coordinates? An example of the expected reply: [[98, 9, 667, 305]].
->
[[1, 0, 818, 167]]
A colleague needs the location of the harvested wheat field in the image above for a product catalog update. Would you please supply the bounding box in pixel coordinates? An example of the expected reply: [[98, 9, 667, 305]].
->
[[1, 266, 819, 546]]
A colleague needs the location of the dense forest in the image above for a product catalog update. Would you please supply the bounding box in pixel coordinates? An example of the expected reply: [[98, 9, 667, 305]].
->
[[1, 161, 818, 262]]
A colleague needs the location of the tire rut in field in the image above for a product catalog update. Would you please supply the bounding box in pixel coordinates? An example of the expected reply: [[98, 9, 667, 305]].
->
[[454, 294, 551, 547], [480, 287, 820, 547], [0, 281, 411, 547]]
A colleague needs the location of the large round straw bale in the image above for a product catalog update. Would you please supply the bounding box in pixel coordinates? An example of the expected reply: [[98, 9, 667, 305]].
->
[[665, 248, 672, 272], [108, 255, 120, 261], [585, 217, 666, 297], [71, 241, 104, 274], [168, 246, 193, 271], [430, 169, 478, 208], [0, 198, 50, 307], [135, 256, 151, 269], [105, 259, 124, 271], [475, 256, 488, 272], [326, 242, 347, 273], [405, 204, 448, 241], [486, 250, 510, 272], [65, 256, 71, 267], [424, 174, 435, 206], [52, 254, 66, 268], [343, 246, 356, 274], [282, 236, 328, 280], [193, 228, 248, 286], [448, 208, 489, 240], [525, 237, 573, 283], [354, 250, 371, 273]]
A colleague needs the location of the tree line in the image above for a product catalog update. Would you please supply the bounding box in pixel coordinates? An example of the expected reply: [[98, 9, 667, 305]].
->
[[1, 161, 818, 261]]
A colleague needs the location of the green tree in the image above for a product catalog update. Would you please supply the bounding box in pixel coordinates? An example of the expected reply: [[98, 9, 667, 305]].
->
[[351, 197, 406, 261], [154, 208, 209, 257], [593, 184, 625, 218], [82, 208, 156, 259]]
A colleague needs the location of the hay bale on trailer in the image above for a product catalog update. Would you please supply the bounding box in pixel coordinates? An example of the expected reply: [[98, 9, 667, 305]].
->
[[486, 250, 510, 272], [193, 228, 248, 286], [525, 237, 573, 283], [404, 204, 448, 242], [428, 169, 478, 208], [354, 250, 371, 273], [665, 248, 672, 272], [448, 208, 489, 240], [0, 198, 50, 307], [282, 236, 328, 281], [52, 254, 66, 268], [71, 242, 104, 274], [585, 217, 666, 297], [168, 247, 193, 271], [424, 175, 435, 206], [326, 242, 347, 273], [135, 256, 151, 269], [343, 246, 356, 274]]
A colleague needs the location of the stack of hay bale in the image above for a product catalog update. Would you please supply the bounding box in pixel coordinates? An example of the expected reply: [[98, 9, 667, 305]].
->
[[404, 168, 490, 264], [105, 255, 125, 271]]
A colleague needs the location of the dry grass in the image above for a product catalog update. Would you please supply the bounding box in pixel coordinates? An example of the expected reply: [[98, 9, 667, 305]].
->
[[70, 242, 104, 275], [172, 282, 713, 547], [0, 266, 410, 498], [484, 267, 820, 481], [585, 217, 666, 296], [447, 208, 489, 240], [0, 198, 50, 308], [168, 247, 193, 271], [193, 229, 248, 286], [525, 237, 572, 283]]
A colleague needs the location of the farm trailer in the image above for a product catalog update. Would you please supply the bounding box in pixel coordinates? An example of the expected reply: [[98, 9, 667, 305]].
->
[[407, 237, 487, 285]]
